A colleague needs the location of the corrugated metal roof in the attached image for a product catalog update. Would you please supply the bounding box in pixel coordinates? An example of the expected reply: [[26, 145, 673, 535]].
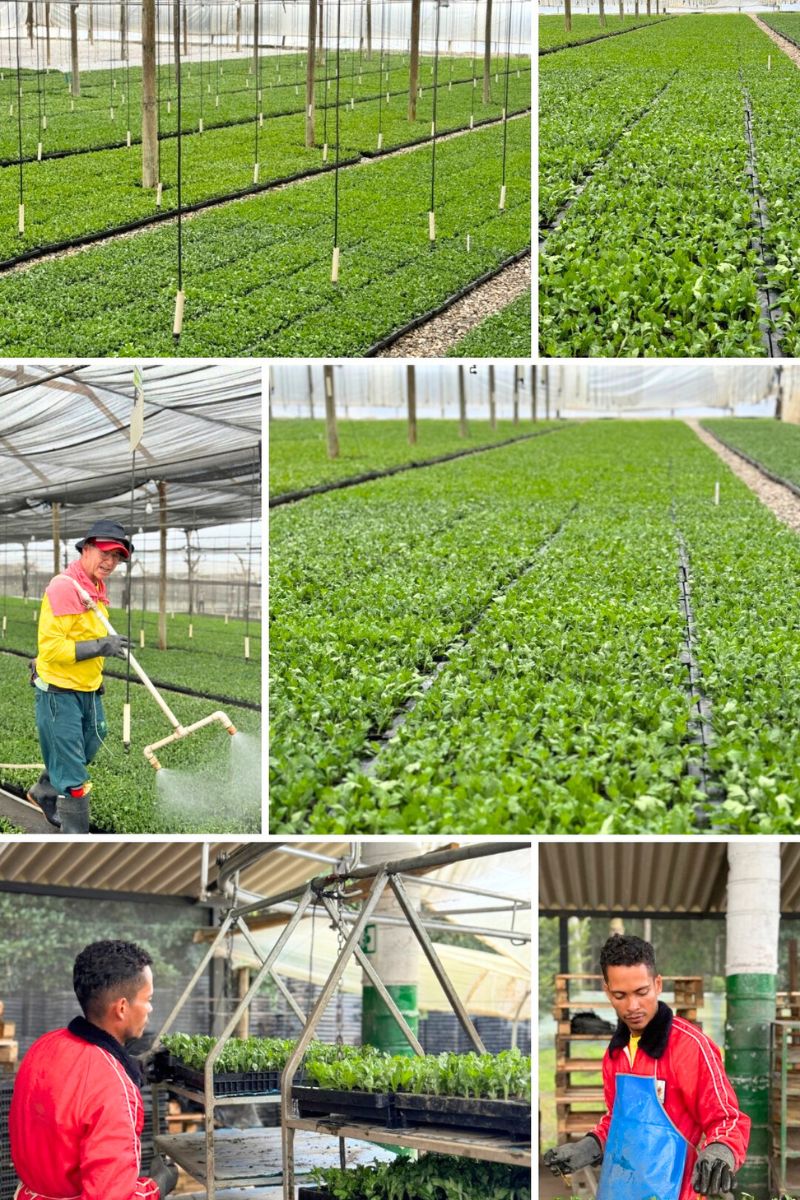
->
[[0, 841, 349, 900], [539, 842, 800, 915]]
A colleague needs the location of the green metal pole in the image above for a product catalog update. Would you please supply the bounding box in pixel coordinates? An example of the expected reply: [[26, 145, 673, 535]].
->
[[726, 973, 774, 1198]]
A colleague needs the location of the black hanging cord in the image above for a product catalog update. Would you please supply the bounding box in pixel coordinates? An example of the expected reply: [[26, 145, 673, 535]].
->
[[376, 0, 384, 143], [332, 0, 341, 248], [14, 0, 23, 232], [470, 0, 478, 124], [175, 0, 184, 333], [253, 0, 260, 173], [429, 0, 442, 227], [500, 0, 512, 198], [124, 444, 136, 750], [33, 7, 43, 150]]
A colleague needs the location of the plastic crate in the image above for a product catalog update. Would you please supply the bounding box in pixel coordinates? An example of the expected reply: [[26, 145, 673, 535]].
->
[[393, 1092, 531, 1137], [159, 1055, 281, 1097], [292, 1085, 398, 1128]]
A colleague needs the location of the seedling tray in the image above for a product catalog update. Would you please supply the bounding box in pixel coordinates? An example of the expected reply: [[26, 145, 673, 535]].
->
[[297, 1189, 336, 1200], [393, 1092, 531, 1136], [292, 1085, 399, 1127], [158, 1054, 281, 1097]]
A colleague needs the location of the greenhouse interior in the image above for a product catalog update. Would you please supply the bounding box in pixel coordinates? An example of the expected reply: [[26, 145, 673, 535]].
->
[[270, 360, 800, 836], [0, 838, 532, 1200], [0, 360, 262, 836], [0, 0, 531, 357]]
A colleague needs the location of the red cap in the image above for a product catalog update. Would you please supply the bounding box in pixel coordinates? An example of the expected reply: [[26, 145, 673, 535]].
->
[[93, 539, 130, 559]]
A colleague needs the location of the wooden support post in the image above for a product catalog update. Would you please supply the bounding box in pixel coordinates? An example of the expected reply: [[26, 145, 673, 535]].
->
[[26, 3, 34, 45], [142, 0, 159, 187], [183, 1, 188, 55], [458, 365, 468, 438], [564, 0, 572, 31], [366, 0, 372, 57], [235, 968, 252, 1039], [531, 364, 537, 422], [489, 364, 496, 430], [69, 4, 80, 97], [483, 0, 493, 103], [52, 503, 60, 579], [317, 0, 324, 59], [307, 364, 315, 418], [88, 0, 94, 44], [406, 364, 417, 445], [324, 365, 339, 459], [236, 0, 241, 51], [408, 0, 421, 120], [305, 0, 317, 146], [45, 2, 51, 65], [158, 481, 168, 651], [120, 1, 127, 59], [599, 0, 606, 26], [512, 367, 519, 425]]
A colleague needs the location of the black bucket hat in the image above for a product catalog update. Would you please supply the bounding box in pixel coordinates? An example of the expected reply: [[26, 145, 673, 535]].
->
[[75, 519, 135, 560]]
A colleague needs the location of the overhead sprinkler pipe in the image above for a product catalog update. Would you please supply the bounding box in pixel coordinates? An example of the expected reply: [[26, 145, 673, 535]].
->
[[62, 576, 236, 770]]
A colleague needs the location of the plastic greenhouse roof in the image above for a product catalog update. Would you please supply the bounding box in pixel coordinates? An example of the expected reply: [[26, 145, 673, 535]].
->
[[0, 362, 261, 543]]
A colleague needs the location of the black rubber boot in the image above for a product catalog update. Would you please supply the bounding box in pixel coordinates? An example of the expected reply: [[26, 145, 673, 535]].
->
[[57, 792, 90, 834], [27, 771, 62, 829]]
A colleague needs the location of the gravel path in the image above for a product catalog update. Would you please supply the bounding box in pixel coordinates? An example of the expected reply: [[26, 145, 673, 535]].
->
[[749, 12, 800, 68], [377, 254, 531, 357], [688, 419, 800, 535]]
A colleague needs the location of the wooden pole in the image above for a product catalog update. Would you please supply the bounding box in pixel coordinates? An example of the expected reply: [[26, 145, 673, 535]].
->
[[45, 2, 51, 65], [531, 365, 537, 422], [52, 503, 60, 580], [305, 0, 317, 146], [88, 0, 93, 44], [236, 0, 241, 50], [324, 366, 339, 459], [489, 364, 496, 430], [408, 0, 421, 120], [483, 0, 492, 103], [120, 1, 127, 59], [69, 4, 80, 96], [512, 367, 519, 426], [366, 0, 372, 57], [235, 968, 251, 1039], [458, 365, 468, 438], [599, 0, 606, 27], [158, 481, 168, 651], [407, 365, 417, 445], [183, 1, 188, 56], [317, 0, 324, 59], [307, 365, 315, 418], [26, 3, 34, 46], [564, 0, 572, 31], [142, 0, 159, 186]]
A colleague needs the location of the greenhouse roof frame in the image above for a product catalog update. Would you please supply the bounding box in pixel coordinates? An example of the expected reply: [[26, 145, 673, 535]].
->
[[0, 362, 261, 542]]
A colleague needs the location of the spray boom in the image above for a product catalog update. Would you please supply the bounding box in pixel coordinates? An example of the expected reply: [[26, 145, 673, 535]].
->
[[65, 577, 237, 770]]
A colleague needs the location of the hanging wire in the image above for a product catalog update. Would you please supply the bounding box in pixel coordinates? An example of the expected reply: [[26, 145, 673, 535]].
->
[[124, 437, 136, 753], [174, 0, 185, 338], [428, 0, 442, 243], [126, 0, 132, 143], [331, 0, 341, 278], [244, 444, 257, 643], [14, 0, 24, 235], [199, 0, 204, 130], [376, 0, 384, 148], [499, 0, 512, 210]]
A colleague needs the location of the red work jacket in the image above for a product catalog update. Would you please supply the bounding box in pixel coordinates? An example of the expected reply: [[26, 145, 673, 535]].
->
[[9, 1026, 161, 1200], [591, 1004, 750, 1200]]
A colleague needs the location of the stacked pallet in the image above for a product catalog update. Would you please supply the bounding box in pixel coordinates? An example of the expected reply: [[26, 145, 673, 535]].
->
[[0, 1001, 17, 1079], [554, 974, 704, 1145], [771, 995, 800, 1194]]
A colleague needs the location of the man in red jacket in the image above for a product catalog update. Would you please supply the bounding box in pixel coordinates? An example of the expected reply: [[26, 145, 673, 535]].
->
[[544, 934, 750, 1200], [10, 940, 178, 1200]]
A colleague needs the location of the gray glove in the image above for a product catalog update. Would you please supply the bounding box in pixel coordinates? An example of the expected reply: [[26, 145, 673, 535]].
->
[[692, 1142, 736, 1196], [147, 1154, 179, 1199], [543, 1134, 603, 1176], [74, 635, 130, 661]]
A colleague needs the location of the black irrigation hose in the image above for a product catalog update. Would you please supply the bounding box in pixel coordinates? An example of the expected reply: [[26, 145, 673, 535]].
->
[[741, 82, 786, 359], [0, 110, 524, 276], [0, 644, 260, 713], [353, 503, 580, 781], [539, 15, 672, 55], [539, 74, 674, 247], [364, 245, 531, 356], [0, 68, 532, 168], [700, 424, 800, 498], [269, 421, 571, 508]]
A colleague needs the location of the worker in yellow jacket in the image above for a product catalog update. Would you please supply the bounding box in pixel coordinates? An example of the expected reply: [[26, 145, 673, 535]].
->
[[29, 520, 134, 833]]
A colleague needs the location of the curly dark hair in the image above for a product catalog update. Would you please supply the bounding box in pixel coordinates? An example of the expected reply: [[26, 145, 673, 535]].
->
[[73, 940, 153, 1019], [600, 934, 656, 981]]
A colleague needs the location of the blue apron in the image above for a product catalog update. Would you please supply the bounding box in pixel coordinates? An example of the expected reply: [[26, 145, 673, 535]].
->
[[596, 1069, 689, 1200]]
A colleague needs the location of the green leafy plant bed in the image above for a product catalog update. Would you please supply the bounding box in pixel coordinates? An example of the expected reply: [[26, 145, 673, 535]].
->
[[271, 421, 800, 833], [539, 15, 800, 356], [310, 1155, 531, 1200], [445, 290, 532, 357], [702, 419, 800, 491], [539, 13, 669, 52], [0, 116, 530, 357]]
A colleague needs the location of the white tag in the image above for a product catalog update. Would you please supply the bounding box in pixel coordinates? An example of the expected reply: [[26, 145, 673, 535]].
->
[[656, 1079, 666, 1104]]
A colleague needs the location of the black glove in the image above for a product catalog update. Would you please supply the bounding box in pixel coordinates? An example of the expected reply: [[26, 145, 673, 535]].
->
[[147, 1154, 179, 1199], [543, 1134, 603, 1176], [692, 1142, 736, 1196], [74, 635, 130, 661]]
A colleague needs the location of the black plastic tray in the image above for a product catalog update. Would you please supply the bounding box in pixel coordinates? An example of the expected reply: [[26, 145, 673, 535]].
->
[[297, 1190, 335, 1200], [393, 1092, 531, 1136], [292, 1085, 399, 1127], [160, 1055, 281, 1097]]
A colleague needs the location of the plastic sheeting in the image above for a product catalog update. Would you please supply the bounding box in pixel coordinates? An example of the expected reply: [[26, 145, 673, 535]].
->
[[542, 362, 784, 417], [0, 362, 261, 542], [270, 362, 537, 421]]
